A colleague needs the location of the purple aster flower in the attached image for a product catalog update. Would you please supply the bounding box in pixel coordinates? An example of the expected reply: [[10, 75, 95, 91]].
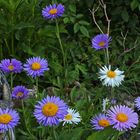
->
[[135, 97, 140, 111], [107, 105, 138, 131], [42, 4, 65, 20], [34, 96, 68, 126], [24, 57, 49, 78], [92, 34, 111, 50], [91, 113, 112, 130], [12, 86, 29, 99], [0, 108, 20, 132], [0, 59, 22, 73]]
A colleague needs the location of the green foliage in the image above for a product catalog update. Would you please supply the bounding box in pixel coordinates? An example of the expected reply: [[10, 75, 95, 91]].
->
[[0, 0, 140, 139], [87, 127, 120, 140]]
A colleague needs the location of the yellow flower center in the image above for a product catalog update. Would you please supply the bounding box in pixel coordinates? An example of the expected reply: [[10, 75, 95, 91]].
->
[[16, 92, 23, 97], [49, 9, 58, 15], [116, 113, 128, 122], [98, 119, 110, 127], [65, 114, 72, 120], [107, 70, 116, 78], [42, 102, 58, 116], [99, 41, 105, 47], [31, 62, 41, 70], [0, 114, 12, 124], [8, 64, 14, 71]]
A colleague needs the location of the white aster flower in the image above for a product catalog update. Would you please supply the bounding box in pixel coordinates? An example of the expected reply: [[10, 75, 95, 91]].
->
[[99, 65, 124, 87], [62, 108, 81, 126]]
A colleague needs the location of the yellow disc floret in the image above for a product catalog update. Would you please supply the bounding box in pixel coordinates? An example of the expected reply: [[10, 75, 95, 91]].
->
[[16, 92, 23, 97], [65, 114, 72, 120], [42, 102, 58, 116], [98, 119, 110, 127], [107, 70, 116, 78], [8, 64, 14, 71], [99, 41, 105, 47], [49, 9, 57, 15], [31, 62, 41, 70], [0, 114, 12, 124], [116, 113, 128, 122]]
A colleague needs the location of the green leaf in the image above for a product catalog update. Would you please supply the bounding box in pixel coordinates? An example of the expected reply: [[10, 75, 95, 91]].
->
[[0, 1, 12, 12], [70, 86, 77, 101], [15, 22, 34, 30], [63, 17, 69, 24], [79, 21, 90, 26], [76, 14, 84, 19], [76, 64, 87, 75], [80, 26, 90, 37], [131, 0, 139, 11], [121, 8, 129, 22], [87, 127, 117, 140], [58, 127, 84, 140], [69, 4, 76, 13], [17, 128, 29, 136], [74, 23, 80, 33]]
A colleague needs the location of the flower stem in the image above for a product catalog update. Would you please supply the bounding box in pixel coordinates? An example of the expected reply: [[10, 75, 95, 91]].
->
[[6, 131, 11, 140], [10, 73, 13, 90], [36, 77, 39, 93], [11, 32, 14, 55], [35, 77, 39, 98], [55, 19, 65, 67], [111, 87, 114, 99], [4, 39, 10, 55], [68, 124, 71, 133], [106, 47, 109, 65], [53, 127, 57, 140], [50, 127, 57, 140]]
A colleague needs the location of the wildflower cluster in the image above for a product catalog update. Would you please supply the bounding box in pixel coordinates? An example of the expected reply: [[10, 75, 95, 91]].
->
[[0, 2, 139, 139]]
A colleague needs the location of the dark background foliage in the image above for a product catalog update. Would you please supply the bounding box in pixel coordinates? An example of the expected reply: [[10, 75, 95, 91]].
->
[[0, 0, 140, 139]]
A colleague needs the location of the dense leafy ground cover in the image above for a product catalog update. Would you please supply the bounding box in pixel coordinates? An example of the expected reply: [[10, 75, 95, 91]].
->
[[0, 0, 140, 140]]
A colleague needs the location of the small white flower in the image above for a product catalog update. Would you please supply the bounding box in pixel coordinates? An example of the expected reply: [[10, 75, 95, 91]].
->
[[99, 65, 125, 87], [62, 108, 81, 126]]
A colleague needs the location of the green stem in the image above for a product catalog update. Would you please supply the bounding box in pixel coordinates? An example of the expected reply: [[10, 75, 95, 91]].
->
[[55, 19, 65, 67], [36, 77, 38, 93], [35, 77, 39, 98], [6, 131, 11, 140], [106, 47, 109, 65], [4, 39, 11, 55], [111, 87, 114, 99], [10, 73, 13, 89], [52, 127, 57, 140], [68, 124, 71, 133], [21, 100, 35, 138], [11, 33, 14, 55]]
